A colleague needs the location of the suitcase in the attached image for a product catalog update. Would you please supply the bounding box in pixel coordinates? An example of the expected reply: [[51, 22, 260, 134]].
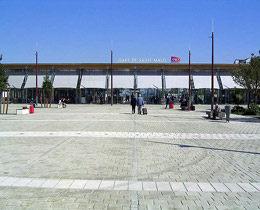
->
[[142, 107, 148, 115], [170, 103, 174, 109]]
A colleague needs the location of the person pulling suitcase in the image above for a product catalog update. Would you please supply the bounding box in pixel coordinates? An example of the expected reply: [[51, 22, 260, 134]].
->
[[136, 94, 144, 115]]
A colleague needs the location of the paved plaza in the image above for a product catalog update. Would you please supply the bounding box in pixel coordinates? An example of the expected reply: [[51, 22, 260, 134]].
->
[[0, 104, 260, 210]]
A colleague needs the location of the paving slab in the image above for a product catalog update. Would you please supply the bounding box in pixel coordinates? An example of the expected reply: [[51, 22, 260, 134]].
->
[[251, 183, 260, 191], [114, 181, 128, 190], [237, 183, 259, 192], [129, 181, 142, 191], [198, 183, 216, 192], [156, 182, 172, 191], [84, 180, 101, 190], [41, 179, 60, 188], [143, 182, 157, 191], [12, 178, 32, 187], [224, 183, 245, 192], [211, 183, 230, 192], [170, 182, 187, 192], [55, 179, 74, 189], [0, 177, 20, 186], [0, 104, 260, 209], [69, 180, 88, 189], [184, 182, 202, 192], [99, 180, 115, 190]]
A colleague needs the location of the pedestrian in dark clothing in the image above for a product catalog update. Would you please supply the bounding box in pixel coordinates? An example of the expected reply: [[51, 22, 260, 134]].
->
[[165, 96, 170, 109], [170, 94, 174, 102], [131, 95, 137, 114]]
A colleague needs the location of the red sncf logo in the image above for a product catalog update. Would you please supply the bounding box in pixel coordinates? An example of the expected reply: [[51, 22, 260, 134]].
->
[[171, 57, 181, 63]]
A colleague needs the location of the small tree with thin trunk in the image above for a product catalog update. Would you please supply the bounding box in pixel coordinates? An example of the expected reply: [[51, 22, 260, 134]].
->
[[0, 64, 8, 114], [232, 87, 243, 106], [42, 73, 52, 108], [232, 54, 260, 105]]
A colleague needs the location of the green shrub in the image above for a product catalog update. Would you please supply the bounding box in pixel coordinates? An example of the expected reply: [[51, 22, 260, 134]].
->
[[244, 103, 260, 115], [231, 106, 245, 114]]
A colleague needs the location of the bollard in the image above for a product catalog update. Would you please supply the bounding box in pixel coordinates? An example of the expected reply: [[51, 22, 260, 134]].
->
[[29, 105, 34, 114], [225, 105, 231, 122]]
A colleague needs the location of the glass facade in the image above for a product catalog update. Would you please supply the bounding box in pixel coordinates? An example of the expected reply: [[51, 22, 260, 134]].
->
[[5, 64, 255, 105]]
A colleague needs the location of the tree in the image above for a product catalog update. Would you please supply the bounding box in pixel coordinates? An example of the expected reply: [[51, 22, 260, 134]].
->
[[232, 87, 243, 106], [232, 55, 260, 104], [0, 64, 8, 114], [42, 72, 53, 107]]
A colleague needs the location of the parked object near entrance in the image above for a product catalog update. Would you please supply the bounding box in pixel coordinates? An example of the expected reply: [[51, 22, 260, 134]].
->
[[207, 110, 225, 120], [29, 105, 34, 114], [206, 104, 226, 120], [190, 103, 195, 111], [58, 97, 67, 108], [225, 105, 231, 122], [142, 107, 148, 115], [17, 107, 29, 115], [180, 99, 189, 110]]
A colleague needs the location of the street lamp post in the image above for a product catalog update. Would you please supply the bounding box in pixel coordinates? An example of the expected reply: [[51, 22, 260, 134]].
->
[[106, 66, 109, 104], [35, 51, 38, 105], [110, 50, 113, 106], [134, 66, 137, 98], [188, 46, 191, 109], [211, 31, 214, 111], [209, 21, 214, 111]]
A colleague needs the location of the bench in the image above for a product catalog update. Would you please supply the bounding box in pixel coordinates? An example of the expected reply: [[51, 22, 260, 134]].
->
[[16, 109, 29, 115], [206, 110, 226, 120]]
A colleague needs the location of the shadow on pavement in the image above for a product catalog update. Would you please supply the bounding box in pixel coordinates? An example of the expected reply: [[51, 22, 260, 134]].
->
[[0, 113, 16, 116], [143, 140, 260, 155], [230, 117, 260, 123]]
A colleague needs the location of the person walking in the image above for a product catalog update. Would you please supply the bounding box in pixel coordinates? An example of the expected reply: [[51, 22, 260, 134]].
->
[[165, 95, 170, 109], [137, 94, 144, 115], [130, 95, 137, 114], [171, 94, 174, 102]]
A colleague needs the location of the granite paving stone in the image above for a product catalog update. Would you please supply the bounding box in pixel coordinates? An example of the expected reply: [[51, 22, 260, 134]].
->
[[237, 183, 259, 192], [0, 104, 259, 209]]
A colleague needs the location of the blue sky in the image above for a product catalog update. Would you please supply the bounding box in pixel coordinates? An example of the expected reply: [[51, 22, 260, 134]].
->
[[1, 0, 259, 64]]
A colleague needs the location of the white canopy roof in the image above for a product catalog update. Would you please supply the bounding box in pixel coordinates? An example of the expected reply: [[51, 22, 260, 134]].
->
[[53, 75, 78, 88], [165, 76, 189, 89], [81, 75, 106, 88], [220, 76, 243, 88], [137, 75, 162, 89], [193, 76, 219, 89], [7, 75, 24, 88], [25, 75, 45, 88], [113, 75, 134, 88]]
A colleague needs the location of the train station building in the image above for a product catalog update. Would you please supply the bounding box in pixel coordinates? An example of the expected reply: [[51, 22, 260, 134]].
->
[[4, 63, 245, 105]]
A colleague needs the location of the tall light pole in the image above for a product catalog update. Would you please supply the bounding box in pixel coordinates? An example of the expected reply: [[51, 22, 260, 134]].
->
[[188, 42, 191, 106], [110, 49, 113, 106], [35, 50, 38, 105], [106, 66, 109, 104], [209, 20, 214, 111], [134, 66, 137, 98]]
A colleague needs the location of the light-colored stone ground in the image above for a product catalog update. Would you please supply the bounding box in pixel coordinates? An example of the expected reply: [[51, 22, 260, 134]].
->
[[0, 104, 259, 209]]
